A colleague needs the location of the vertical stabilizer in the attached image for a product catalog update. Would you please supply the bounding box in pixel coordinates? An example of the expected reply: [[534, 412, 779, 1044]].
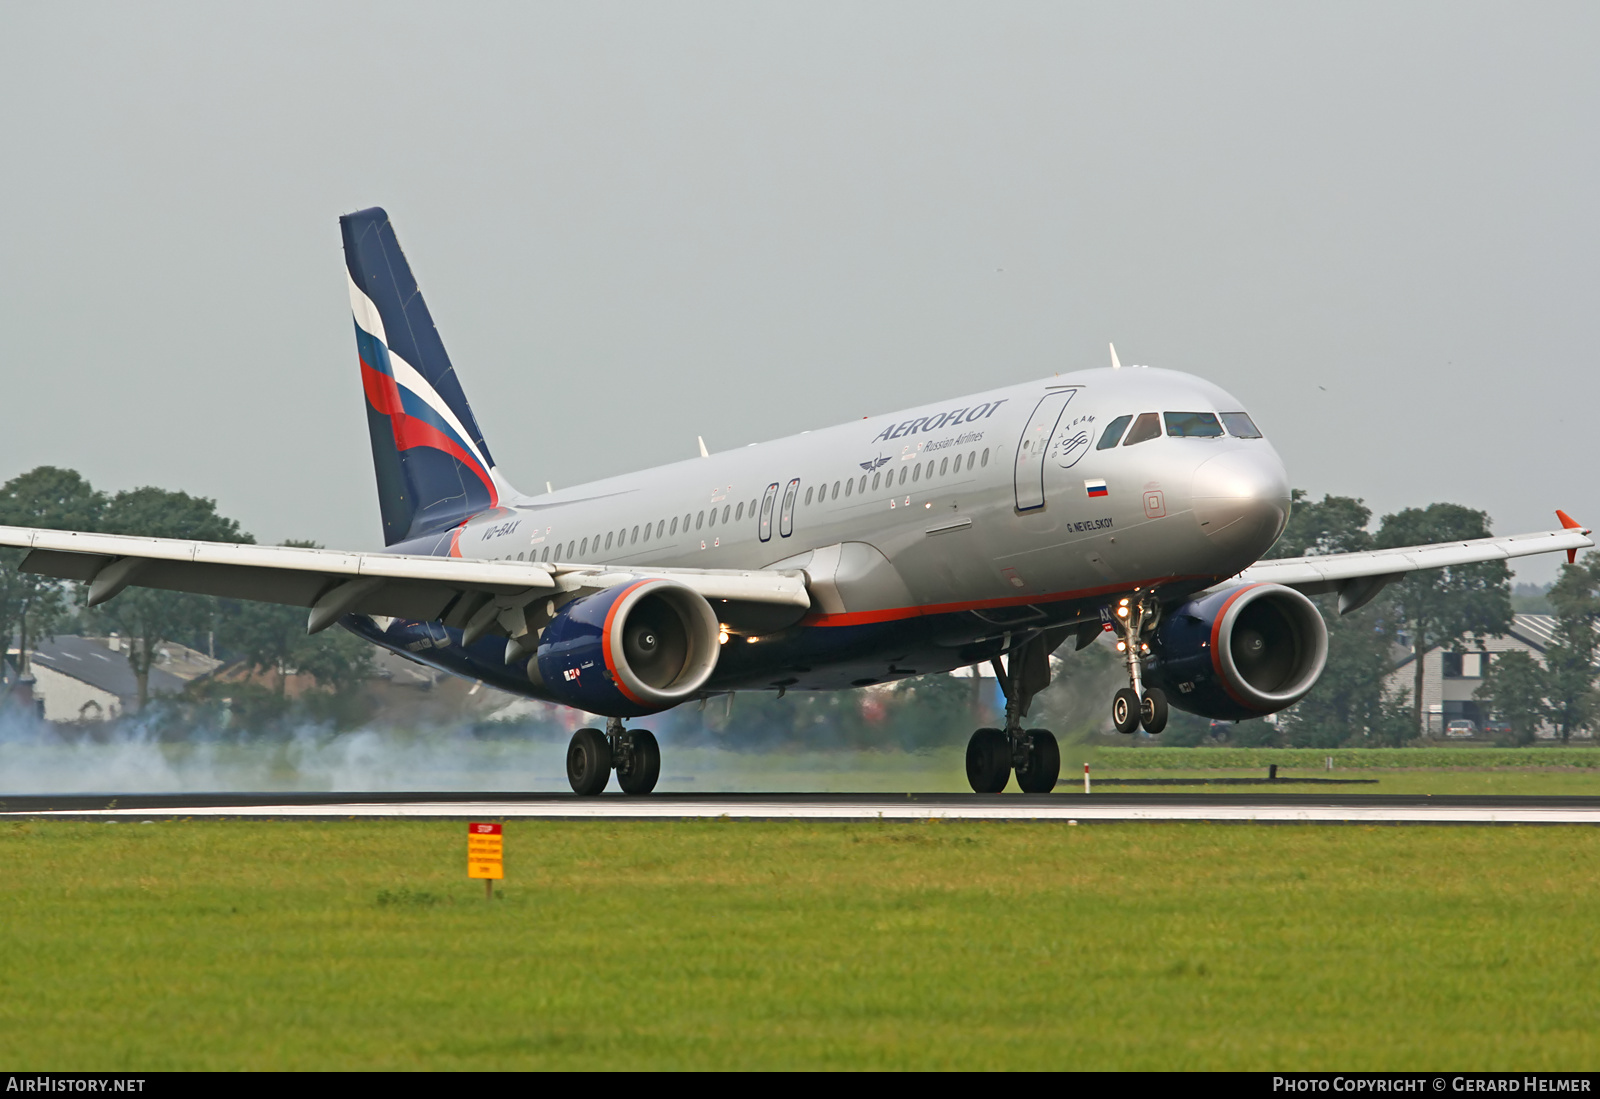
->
[[340, 207, 515, 544]]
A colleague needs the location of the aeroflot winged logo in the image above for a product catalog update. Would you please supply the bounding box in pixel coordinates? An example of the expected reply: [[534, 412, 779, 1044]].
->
[[868, 400, 1009, 444], [859, 455, 891, 472]]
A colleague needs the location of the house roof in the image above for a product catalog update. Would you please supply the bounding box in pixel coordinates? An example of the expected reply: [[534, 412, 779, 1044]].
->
[[21, 636, 190, 701]]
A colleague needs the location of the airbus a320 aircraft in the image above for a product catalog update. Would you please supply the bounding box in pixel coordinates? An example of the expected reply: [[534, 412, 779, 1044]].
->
[[2, 209, 1589, 795]]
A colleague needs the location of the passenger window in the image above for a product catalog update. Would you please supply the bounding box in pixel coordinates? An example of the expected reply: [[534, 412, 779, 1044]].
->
[[939, 457, 948, 476], [1220, 412, 1263, 438], [1122, 413, 1162, 446], [831, 481, 840, 500], [844, 478, 853, 497], [669, 517, 678, 536], [858, 475, 867, 493], [722, 505, 730, 523], [749, 499, 757, 516], [708, 508, 717, 528], [805, 487, 814, 506], [1164, 411, 1224, 438], [631, 525, 639, 544], [981, 448, 990, 467], [605, 532, 613, 550], [696, 511, 704, 530], [925, 460, 934, 479], [542, 547, 550, 561], [871, 473, 880, 491], [683, 513, 691, 531], [580, 537, 588, 555], [898, 465, 908, 485], [517, 552, 524, 561], [643, 524, 651, 542], [912, 464, 921, 482], [735, 502, 744, 520], [1097, 414, 1133, 449], [657, 520, 665, 538]]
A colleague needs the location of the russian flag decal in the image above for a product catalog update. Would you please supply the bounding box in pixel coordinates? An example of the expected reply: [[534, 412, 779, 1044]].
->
[[1085, 479, 1109, 498]]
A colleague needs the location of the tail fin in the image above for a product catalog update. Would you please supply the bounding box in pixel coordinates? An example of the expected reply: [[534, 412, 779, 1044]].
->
[[341, 207, 513, 545]]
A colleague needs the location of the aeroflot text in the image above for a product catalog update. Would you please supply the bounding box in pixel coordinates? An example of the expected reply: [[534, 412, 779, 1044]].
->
[[1273, 1082, 1591, 1094]]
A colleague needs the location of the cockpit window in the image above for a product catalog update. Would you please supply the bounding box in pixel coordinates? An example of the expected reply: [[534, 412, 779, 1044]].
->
[[1219, 412, 1262, 438], [1122, 412, 1162, 446], [1096, 415, 1132, 450], [1164, 411, 1224, 438]]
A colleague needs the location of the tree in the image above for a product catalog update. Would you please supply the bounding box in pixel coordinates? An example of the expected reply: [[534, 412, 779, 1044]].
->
[[220, 541, 374, 698], [1475, 650, 1549, 746], [1376, 504, 1512, 740], [0, 467, 106, 672], [1542, 552, 1600, 742], [92, 487, 249, 709], [1268, 492, 1408, 746]]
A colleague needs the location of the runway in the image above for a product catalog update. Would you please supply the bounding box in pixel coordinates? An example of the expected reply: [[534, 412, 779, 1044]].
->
[[5, 792, 1600, 824]]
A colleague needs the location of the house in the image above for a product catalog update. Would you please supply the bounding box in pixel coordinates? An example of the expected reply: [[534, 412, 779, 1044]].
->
[[13, 636, 217, 723], [1384, 614, 1593, 738]]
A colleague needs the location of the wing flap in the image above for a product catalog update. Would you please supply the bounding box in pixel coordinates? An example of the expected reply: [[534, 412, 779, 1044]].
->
[[0, 525, 812, 636]]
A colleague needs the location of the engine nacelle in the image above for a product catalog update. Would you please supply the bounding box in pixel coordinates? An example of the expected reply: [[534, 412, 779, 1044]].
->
[[1145, 582, 1328, 722], [535, 579, 722, 717]]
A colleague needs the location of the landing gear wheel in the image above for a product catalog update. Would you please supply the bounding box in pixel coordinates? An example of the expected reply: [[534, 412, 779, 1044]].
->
[[1015, 729, 1060, 793], [567, 727, 612, 796], [617, 729, 661, 796], [966, 727, 1011, 793], [1140, 688, 1169, 735], [1112, 688, 1141, 735]]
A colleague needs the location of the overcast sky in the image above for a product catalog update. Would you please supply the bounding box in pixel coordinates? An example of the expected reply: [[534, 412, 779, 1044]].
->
[[2, 2, 1595, 581]]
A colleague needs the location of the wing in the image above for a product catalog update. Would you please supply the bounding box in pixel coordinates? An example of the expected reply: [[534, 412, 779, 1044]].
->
[[1235, 519, 1593, 615], [0, 525, 812, 642]]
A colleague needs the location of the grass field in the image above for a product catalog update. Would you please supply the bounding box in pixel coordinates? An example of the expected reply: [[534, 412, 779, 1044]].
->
[[3, 818, 1598, 1070]]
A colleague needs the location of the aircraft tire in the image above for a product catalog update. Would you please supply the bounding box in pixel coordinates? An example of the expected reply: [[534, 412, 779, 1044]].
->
[[1140, 689, 1169, 735], [1016, 729, 1060, 793], [965, 727, 1010, 793], [617, 729, 661, 796], [1112, 688, 1141, 734], [567, 727, 612, 796]]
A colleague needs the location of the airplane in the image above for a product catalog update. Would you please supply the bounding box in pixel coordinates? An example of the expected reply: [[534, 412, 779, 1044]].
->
[[0, 207, 1589, 795]]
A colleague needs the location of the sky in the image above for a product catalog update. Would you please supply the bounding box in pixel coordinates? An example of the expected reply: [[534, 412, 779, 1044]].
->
[[1, 2, 1596, 582]]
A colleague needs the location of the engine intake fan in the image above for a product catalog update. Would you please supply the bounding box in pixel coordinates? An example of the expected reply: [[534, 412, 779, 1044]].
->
[[535, 579, 722, 716]]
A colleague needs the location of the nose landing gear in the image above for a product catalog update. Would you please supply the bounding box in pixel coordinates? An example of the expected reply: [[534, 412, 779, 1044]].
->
[[566, 716, 661, 796], [1109, 594, 1168, 735]]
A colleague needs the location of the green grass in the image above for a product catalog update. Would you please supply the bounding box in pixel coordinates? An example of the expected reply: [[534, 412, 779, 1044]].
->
[[1094, 746, 1600, 770], [3, 820, 1599, 1069]]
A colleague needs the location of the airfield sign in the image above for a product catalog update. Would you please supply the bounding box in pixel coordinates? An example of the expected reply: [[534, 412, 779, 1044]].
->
[[468, 822, 503, 898]]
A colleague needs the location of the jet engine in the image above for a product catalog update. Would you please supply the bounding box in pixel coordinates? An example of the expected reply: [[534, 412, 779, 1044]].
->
[[534, 579, 723, 717], [1144, 583, 1328, 722]]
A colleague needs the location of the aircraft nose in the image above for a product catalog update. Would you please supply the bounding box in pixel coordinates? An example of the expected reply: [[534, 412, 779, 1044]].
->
[[1190, 449, 1291, 559]]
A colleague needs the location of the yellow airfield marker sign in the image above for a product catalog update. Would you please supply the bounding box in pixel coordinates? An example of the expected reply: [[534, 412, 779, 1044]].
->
[[468, 821, 503, 899]]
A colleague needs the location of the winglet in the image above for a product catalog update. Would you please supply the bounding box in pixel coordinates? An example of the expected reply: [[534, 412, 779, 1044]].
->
[[1109, 343, 1122, 370], [1557, 510, 1588, 563]]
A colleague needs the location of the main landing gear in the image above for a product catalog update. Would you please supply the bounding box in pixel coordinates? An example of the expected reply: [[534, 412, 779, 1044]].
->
[[1109, 594, 1168, 736], [567, 717, 661, 796], [966, 634, 1062, 794]]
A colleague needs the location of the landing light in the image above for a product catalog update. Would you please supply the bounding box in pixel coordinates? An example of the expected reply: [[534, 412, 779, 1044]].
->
[[747, 636, 760, 644], [718, 629, 730, 645]]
